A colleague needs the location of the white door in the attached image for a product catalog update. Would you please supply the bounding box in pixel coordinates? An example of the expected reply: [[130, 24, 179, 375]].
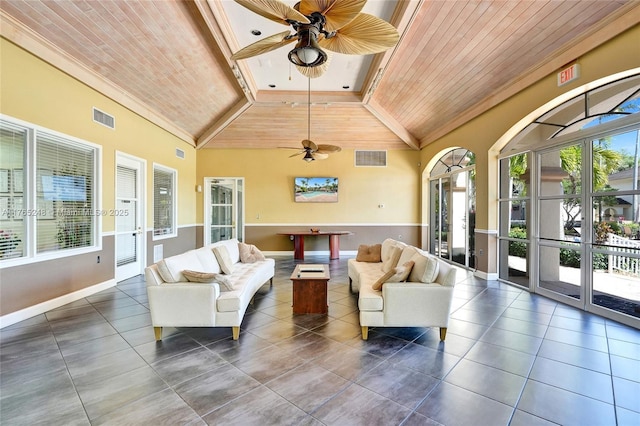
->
[[116, 155, 145, 281], [205, 178, 244, 244]]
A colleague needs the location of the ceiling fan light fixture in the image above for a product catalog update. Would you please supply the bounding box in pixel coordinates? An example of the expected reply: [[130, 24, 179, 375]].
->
[[303, 151, 315, 162], [288, 27, 327, 67]]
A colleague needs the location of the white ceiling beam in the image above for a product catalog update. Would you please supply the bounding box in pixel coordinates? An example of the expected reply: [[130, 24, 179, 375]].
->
[[365, 98, 420, 150], [196, 99, 252, 149]]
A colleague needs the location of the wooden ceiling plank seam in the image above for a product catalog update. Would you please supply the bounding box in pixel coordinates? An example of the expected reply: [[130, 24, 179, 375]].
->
[[419, 1, 598, 126], [392, 0, 512, 122], [361, 0, 423, 104], [197, 0, 259, 101], [419, 2, 640, 146], [402, 0, 582, 133], [408, 2, 552, 130], [380, 0, 460, 109], [386, 0, 534, 124], [0, 11, 196, 146]]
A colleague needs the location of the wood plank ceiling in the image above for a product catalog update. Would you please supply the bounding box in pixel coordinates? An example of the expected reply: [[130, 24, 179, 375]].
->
[[1, 1, 638, 152]]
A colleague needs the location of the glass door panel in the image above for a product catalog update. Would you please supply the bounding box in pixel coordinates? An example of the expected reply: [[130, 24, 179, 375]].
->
[[450, 171, 467, 266], [538, 242, 582, 298], [206, 178, 244, 244], [537, 144, 584, 301], [440, 178, 450, 260]]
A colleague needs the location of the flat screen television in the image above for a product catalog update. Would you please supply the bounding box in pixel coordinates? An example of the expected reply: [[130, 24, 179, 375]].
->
[[41, 175, 87, 202], [294, 177, 338, 203]]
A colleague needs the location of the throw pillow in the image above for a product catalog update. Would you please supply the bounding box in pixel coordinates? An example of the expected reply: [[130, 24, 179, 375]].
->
[[372, 260, 415, 290], [182, 270, 234, 291], [238, 242, 266, 263], [372, 270, 395, 291], [381, 245, 403, 273], [213, 246, 235, 274], [422, 256, 440, 283], [356, 244, 382, 262]]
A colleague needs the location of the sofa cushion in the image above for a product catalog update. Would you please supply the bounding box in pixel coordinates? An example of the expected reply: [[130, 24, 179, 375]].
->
[[356, 244, 382, 262], [381, 245, 403, 273], [194, 247, 222, 273], [213, 246, 235, 274], [372, 260, 415, 290], [213, 239, 241, 264], [156, 251, 204, 283], [422, 256, 440, 283], [381, 238, 406, 263], [398, 246, 419, 267], [239, 242, 266, 263], [182, 270, 234, 291]]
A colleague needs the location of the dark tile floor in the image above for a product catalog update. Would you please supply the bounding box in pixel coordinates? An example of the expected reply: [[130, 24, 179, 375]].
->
[[1, 255, 639, 425]]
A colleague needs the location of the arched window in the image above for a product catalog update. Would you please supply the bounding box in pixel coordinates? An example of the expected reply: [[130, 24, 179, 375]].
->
[[429, 148, 476, 269], [499, 73, 640, 326]]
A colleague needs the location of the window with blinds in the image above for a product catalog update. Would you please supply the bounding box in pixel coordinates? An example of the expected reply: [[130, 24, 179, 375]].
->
[[153, 165, 176, 238], [36, 134, 95, 253], [0, 124, 27, 260], [0, 116, 98, 262]]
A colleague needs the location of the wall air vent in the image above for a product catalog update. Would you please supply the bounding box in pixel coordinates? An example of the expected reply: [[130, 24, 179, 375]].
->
[[355, 150, 387, 167], [92, 107, 115, 129], [175, 148, 185, 159]]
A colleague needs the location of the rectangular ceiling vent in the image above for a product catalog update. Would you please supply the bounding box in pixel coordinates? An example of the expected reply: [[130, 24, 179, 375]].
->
[[92, 107, 115, 129], [175, 148, 185, 159], [355, 150, 387, 167]]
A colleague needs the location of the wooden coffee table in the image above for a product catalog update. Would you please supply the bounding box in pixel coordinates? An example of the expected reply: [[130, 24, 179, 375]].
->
[[290, 264, 330, 314]]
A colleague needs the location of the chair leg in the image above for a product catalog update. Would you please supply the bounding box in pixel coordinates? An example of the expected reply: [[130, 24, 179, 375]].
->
[[232, 326, 240, 340], [439, 327, 447, 341], [361, 326, 369, 340], [154, 327, 163, 341]]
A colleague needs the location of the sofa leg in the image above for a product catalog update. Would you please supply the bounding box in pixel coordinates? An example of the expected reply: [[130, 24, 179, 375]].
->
[[232, 326, 240, 340], [270, 277, 273, 287], [154, 327, 163, 341], [439, 327, 447, 341], [361, 326, 369, 340]]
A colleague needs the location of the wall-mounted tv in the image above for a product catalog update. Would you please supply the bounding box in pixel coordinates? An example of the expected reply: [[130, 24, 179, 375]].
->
[[41, 175, 87, 202], [294, 177, 338, 203]]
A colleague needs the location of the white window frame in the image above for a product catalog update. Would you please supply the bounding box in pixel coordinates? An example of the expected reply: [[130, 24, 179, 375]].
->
[[0, 114, 102, 267], [152, 163, 177, 240]]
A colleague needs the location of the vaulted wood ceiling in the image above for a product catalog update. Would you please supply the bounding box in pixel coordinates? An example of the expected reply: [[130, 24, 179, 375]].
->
[[1, 1, 638, 151]]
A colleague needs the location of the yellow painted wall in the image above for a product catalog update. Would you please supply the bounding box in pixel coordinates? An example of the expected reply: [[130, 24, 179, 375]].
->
[[196, 148, 421, 225], [0, 38, 197, 231]]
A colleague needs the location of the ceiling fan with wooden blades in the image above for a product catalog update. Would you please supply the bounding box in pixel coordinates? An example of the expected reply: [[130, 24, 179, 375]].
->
[[279, 76, 342, 161], [231, 0, 399, 78], [282, 139, 342, 162]]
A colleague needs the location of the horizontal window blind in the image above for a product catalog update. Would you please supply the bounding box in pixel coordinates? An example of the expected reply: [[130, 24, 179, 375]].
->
[[36, 133, 95, 253], [0, 124, 27, 260]]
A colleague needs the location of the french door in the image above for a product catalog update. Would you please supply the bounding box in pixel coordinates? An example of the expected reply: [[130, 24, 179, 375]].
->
[[115, 154, 145, 281], [204, 178, 244, 244]]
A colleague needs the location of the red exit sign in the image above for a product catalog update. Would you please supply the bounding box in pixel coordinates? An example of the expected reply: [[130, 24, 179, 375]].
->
[[557, 64, 580, 86]]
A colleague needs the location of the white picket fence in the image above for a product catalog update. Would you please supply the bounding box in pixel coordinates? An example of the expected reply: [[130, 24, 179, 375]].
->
[[607, 233, 640, 276]]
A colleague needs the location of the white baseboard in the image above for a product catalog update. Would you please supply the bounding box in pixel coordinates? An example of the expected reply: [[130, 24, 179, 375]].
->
[[0, 279, 117, 329], [474, 270, 498, 281]]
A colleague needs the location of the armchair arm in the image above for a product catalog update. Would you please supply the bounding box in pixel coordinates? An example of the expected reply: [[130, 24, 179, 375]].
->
[[147, 283, 220, 327], [382, 282, 454, 326]]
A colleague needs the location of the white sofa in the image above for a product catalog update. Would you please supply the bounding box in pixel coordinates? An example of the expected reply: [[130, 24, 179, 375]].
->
[[144, 239, 274, 341], [348, 238, 457, 340]]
